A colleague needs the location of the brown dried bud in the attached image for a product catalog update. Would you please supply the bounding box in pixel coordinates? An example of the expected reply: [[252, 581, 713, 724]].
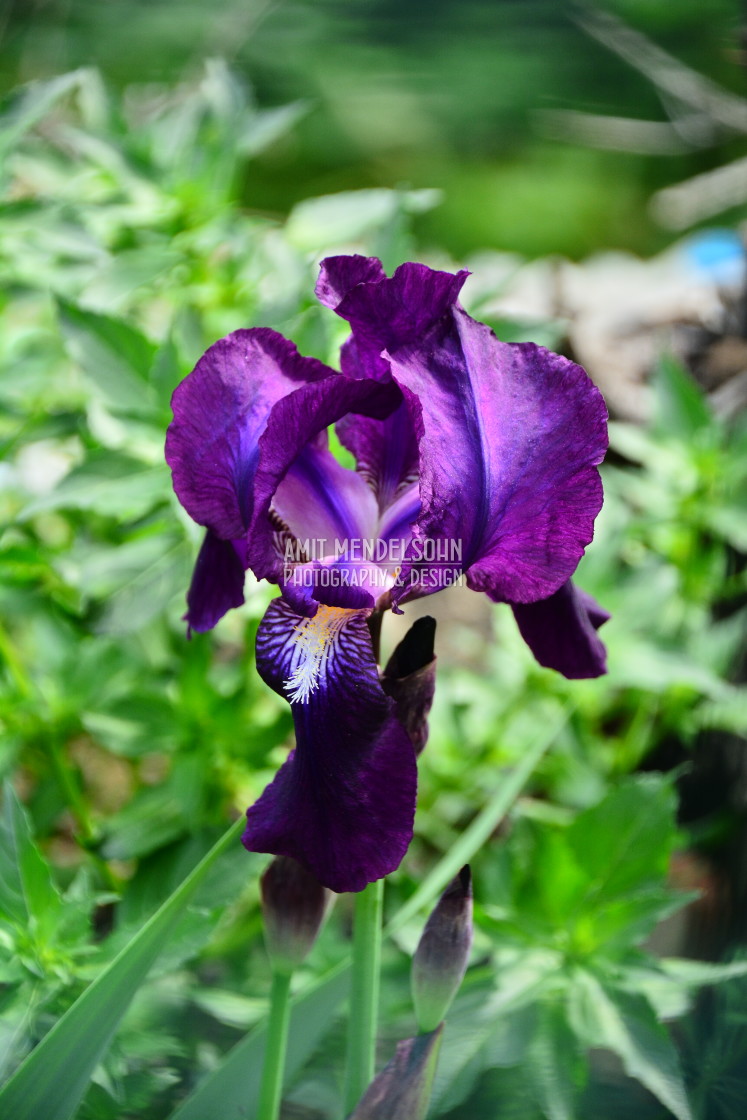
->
[[381, 616, 436, 755], [411, 866, 473, 1032], [260, 855, 334, 974]]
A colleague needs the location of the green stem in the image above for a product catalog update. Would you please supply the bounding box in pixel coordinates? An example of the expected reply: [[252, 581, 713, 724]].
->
[[258, 969, 293, 1120], [344, 877, 384, 1113]]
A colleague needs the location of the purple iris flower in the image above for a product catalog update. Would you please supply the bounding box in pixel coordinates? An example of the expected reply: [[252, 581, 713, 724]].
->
[[165, 256, 609, 893]]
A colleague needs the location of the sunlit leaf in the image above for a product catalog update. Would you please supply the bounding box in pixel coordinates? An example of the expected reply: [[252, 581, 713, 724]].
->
[[568, 970, 692, 1120], [57, 301, 157, 416]]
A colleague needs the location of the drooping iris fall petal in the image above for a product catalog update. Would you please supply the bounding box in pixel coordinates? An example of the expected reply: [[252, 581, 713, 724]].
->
[[185, 530, 247, 634], [511, 580, 610, 678], [244, 598, 417, 893]]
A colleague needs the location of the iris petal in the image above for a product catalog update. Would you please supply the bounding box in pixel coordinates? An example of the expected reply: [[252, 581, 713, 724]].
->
[[511, 581, 610, 678], [387, 314, 607, 605], [185, 530, 247, 633], [320, 259, 607, 609], [337, 400, 419, 514], [166, 328, 335, 541], [246, 374, 401, 584], [335, 261, 469, 350], [244, 598, 417, 892], [315, 254, 386, 311], [272, 431, 379, 553]]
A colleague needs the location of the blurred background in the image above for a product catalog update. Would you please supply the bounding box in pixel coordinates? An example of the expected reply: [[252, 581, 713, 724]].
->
[[2, 0, 745, 258], [1, 2, 747, 1119]]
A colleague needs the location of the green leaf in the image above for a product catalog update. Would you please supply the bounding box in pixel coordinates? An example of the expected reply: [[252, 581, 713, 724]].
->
[[167, 963, 350, 1120], [78, 247, 184, 314], [526, 1001, 580, 1120], [430, 955, 557, 1115], [658, 957, 747, 988], [94, 537, 193, 633], [149, 336, 184, 413], [566, 775, 678, 906], [20, 452, 170, 521], [0, 783, 61, 939], [285, 188, 441, 252], [57, 300, 157, 416], [568, 970, 692, 1120], [237, 101, 309, 156], [389, 707, 568, 936], [652, 354, 712, 441], [0, 818, 244, 1120], [0, 72, 84, 164]]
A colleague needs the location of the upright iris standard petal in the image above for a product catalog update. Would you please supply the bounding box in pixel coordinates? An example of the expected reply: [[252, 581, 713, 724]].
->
[[511, 581, 610, 678], [328, 264, 607, 607], [165, 328, 335, 541], [245, 374, 401, 585], [244, 598, 417, 893], [336, 401, 419, 514], [272, 431, 379, 558], [315, 254, 386, 311], [334, 261, 469, 351], [388, 318, 608, 604]]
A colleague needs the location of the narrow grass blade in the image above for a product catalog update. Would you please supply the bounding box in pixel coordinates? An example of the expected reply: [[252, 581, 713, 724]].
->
[[0, 818, 244, 1120]]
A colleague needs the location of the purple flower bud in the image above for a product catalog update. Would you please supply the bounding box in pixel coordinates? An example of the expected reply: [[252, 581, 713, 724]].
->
[[381, 617, 437, 756], [260, 855, 334, 974], [411, 866, 473, 1032], [347, 1025, 444, 1120]]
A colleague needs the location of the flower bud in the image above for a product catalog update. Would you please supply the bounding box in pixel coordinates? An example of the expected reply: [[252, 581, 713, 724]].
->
[[347, 1025, 443, 1120], [381, 617, 436, 756], [260, 855, 334, 974], [411, 865, 473, 1032]]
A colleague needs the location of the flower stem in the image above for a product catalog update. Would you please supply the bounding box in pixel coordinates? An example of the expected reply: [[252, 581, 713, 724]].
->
[[344, 877, 384, 1113], [258, 968, 293, 1120]]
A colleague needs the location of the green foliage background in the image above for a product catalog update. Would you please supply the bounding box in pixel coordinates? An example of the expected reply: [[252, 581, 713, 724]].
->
[[1, 5, 747, 1118]]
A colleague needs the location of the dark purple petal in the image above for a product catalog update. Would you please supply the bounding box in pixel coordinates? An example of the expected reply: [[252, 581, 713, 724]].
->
[[316, 256, 393, 382], [280, 557, 377, 614], [243, 598, 417, 893], [315, 254, 386, 310], [337, 400, 420, 513], [272, 431, 378, 553], [339, 334, 391, 381], [381, 617, 437, 755], [246, 375, 401, 584], [335, 262, 469, 351], [166, 328, 334, 540], [184, 530, 247, 633], [385, 311, 607, 606], [511, 580, 610, 678]]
